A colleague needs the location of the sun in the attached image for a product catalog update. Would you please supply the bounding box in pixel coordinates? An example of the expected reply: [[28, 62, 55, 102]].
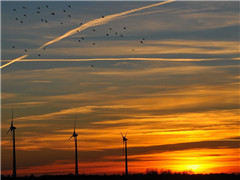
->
[[186, 164, 201, 172]]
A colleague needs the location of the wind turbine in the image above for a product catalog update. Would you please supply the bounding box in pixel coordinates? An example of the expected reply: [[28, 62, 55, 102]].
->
[[121, 131, 128, 175], [67, 120, 78, 175], [7, 109, 16, 178]]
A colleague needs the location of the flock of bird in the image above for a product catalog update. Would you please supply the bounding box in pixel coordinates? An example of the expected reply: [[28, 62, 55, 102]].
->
[[11, 3, 146, 62]]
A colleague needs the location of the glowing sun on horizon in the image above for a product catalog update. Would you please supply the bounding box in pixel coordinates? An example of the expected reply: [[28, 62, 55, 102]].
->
[[186, 164, 201, 172]]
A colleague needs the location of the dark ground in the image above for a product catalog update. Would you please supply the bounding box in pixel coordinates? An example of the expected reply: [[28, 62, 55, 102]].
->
[[1, 173, 240, 180]]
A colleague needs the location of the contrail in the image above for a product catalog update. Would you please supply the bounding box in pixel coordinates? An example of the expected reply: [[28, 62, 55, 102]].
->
[[1, 0, 174, 69], [1, 57, 226, 62], [0, 54, 28, 69]]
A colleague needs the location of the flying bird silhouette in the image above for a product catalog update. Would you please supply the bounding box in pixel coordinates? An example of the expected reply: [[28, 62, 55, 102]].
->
[[68, 5, 71, 8], [15, 18, 18, 20], [63, 9, 66, 12], [37, 7, 40, 10], [123, 27, 126, 29], [13, 8, 16, 11], [46, 5, 48, 8], [68, 15, 71, 18], [102, 16, 104, 18], [140, 41, 143, 44], [22, 6, 26, 9], [93, 43, 95, 45], [51, 12, 55, 15], [109, 27, 112, 30]]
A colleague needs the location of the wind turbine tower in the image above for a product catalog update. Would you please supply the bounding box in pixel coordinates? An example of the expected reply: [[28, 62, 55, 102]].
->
[[121, 131, 128, 175], [67, 120, 78, 175], [7, 109, 17, 178]]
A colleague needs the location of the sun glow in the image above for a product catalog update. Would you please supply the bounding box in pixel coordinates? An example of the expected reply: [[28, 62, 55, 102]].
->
[[186, 164, 201, 172]]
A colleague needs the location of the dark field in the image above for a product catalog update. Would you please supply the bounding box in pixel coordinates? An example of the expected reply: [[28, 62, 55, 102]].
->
[[2, 173, 240, 180]]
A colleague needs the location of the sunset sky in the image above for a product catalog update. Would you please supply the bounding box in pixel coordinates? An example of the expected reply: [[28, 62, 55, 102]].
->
[[1, 0, 239, 176]]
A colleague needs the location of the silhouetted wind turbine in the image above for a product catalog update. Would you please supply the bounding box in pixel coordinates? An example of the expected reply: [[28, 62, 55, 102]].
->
[[67, 120, 78, 176], [7, 109, 17, 178], [121, 131, 128, 175]]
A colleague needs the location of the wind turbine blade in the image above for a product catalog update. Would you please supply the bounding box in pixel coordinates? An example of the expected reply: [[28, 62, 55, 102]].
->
[[6, 129, 11, 134], [120, 131, 124, 138], [74, 119, 76, 133], [125, 130, 128, 137], [11, 108, 14, 127], [67, 136, 73, 141]]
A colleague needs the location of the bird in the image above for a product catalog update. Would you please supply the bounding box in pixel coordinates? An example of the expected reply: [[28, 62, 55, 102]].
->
[[142, 38, 145, 40], [123, 27, 126, 29], [90, 65, 94, 67], [81, 37, 84, 40], [93, 29, 95, 32], [120, 34, 123, 37], [106, 33, 109, 36], [115, 32, 118, 35], [121, 131, 128, 176], [102, 16, 104, 18], [22, 6, 26, 9], [7, 109, 17, 178], [68, 5, 71, 8], [77, 30, 79, 32], [23, 14, 26, 17], [67, 120, 78, 176], [12, 46, 15, 48], [15, 18, 18, 20], [51, 12, 55, 15], [63, 9, 66, 12], [140, 41, 143, 44], [93, 43, 95, 45], [37, 11, 40, 14], [60, 22, 63, 24], [45, 20, 48, 23], [80, 22, 83, 25], [24, 49, 27, 52], [109, 27, 112, 30], [20, 21, 23, 24], [13, 8, 16, 11], [37, 7, 40, 10], [68, 15, 71, 18], [43, 48, 46, 50], [38, 54, 41, 56], [46, 5, 48, 8], [78, 40, 81, 42], [41, 19, 44, 22]]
